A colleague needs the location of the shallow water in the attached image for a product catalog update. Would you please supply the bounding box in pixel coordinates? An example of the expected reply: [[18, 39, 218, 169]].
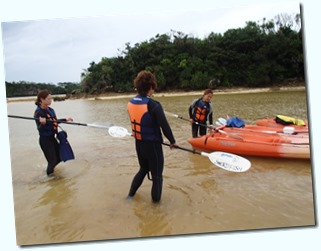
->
[[7, 90, 315, 245]]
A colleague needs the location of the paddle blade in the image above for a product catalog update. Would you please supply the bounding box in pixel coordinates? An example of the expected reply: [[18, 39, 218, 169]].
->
[[202, 151, 251, 172], [218, 117, 227, 125], [108, 126, 131, 137]]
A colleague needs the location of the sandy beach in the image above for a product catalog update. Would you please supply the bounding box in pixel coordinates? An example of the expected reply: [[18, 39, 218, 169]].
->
[[6, 85, 306, 103], [83, 85, 307, 101]]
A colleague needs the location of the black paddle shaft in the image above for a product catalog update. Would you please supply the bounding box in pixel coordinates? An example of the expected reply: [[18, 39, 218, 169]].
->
[[7, 115, 88, 127], [174, 114, 215, 129], [162, 142, 201, 155]]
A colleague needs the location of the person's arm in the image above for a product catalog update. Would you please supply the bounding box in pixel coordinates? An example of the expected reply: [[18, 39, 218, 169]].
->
[[189, 99, 197, 119], [152, 102, 176, 145], [57, 118, 73, 123], [207, 103, 213, 125], [49, 108, 73, 123], [188, 105, 193, 119], [34, 109, 46, 128]]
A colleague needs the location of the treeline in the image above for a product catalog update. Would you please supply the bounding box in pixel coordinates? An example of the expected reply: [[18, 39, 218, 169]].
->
[[80, 13, 304, 94], [5, 81, 80, 97], [6, 13, 304, 97]]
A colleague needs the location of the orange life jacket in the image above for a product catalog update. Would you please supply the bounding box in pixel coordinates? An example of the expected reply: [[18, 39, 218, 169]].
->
[[192, 98, 210, 122], [127, 96, 161, 141]]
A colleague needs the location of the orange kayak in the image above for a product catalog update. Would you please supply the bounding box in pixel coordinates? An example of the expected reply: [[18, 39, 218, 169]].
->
[[187, 132, 310, 159], [255, 118, 309, 132], [220, 126, 309, 145]]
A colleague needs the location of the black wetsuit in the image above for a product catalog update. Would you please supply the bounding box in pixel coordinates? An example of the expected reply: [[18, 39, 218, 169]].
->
[[189, 98, 213, 138], [128, 96, 176, 202], [34, 106, 66, 175]]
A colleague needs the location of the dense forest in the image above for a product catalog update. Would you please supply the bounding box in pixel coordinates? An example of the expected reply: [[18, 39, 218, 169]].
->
[[5, 13, 304, 97], [5, 81, 79, 97]]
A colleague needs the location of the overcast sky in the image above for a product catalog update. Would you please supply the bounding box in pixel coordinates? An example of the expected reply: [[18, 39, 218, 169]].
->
[[1, 1, 300, 84]]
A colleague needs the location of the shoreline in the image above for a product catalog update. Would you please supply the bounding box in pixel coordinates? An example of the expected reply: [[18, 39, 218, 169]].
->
[[6, 85, 306, 103], [93, 86, 306, 101]]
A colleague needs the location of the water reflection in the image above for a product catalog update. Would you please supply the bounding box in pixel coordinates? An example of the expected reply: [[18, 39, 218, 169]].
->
[[133, 199, 172, 237], [29, 174, 86, 243]]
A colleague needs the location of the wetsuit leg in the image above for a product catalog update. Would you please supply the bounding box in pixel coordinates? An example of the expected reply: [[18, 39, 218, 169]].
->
[[128, 140, 149, 197], [129, 141, 164, 202], [141, 141, 164, 202], [192, 123, 199, 138], [148, 143, 164, 202], [199, 124, 207, 136], [39, 136, 61, 175]]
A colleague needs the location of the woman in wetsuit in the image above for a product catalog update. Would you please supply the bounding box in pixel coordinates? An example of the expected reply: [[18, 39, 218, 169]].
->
[[189, 89, 214, 138], [34, 90, 73, 177], [127, 70, 177, 203]]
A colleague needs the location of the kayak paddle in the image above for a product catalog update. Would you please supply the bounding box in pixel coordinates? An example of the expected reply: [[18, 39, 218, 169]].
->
[[165, 111, 243, 140], [7, 115, 113, 130], [108, 125, 251, 172]]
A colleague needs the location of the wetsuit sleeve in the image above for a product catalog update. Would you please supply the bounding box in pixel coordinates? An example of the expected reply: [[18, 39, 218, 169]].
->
[[208, 103, 213, 125], [34, 108, 46, 129], [152, 102, 176, 144], [189, 99, 197, 119], [188, 106, 193, 119]]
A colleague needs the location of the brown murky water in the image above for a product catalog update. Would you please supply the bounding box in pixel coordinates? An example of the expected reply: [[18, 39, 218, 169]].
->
[[7, 90, 315, 245]]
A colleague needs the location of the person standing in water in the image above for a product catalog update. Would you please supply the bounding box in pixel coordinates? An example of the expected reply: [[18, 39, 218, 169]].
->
[[127, 70, 177, 203], [34, 90, 73, 177], [189, 89, 214, 138]]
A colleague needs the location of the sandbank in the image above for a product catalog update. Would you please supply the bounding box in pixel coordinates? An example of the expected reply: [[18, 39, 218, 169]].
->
[[6, 86, 306, 103]]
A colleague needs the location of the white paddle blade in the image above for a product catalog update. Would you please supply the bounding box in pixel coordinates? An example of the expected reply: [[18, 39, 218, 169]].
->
[[108, 126, 131, 138], [218, 118, 227, 125], [201, 151, 251, 172]]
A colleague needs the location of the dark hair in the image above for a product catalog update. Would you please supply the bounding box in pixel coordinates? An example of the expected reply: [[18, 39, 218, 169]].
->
[[203, 89, 213, 95], [35, 89, 51, 106], [133, 70, 157, 96]]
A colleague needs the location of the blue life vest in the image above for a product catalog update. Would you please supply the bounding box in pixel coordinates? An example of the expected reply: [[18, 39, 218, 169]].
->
[[127, 96, 162, 141]]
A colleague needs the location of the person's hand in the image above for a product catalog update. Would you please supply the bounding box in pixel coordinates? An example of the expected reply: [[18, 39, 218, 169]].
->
[[39, 117, 46, 125], [170, 143, 178, 150], [208, 124, 215, 134], [189, 118, 194, 125], [66, 117, 73, 122]]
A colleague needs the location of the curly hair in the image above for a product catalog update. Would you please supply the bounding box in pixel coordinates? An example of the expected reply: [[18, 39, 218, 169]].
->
[[133, 70, 158, 96]]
